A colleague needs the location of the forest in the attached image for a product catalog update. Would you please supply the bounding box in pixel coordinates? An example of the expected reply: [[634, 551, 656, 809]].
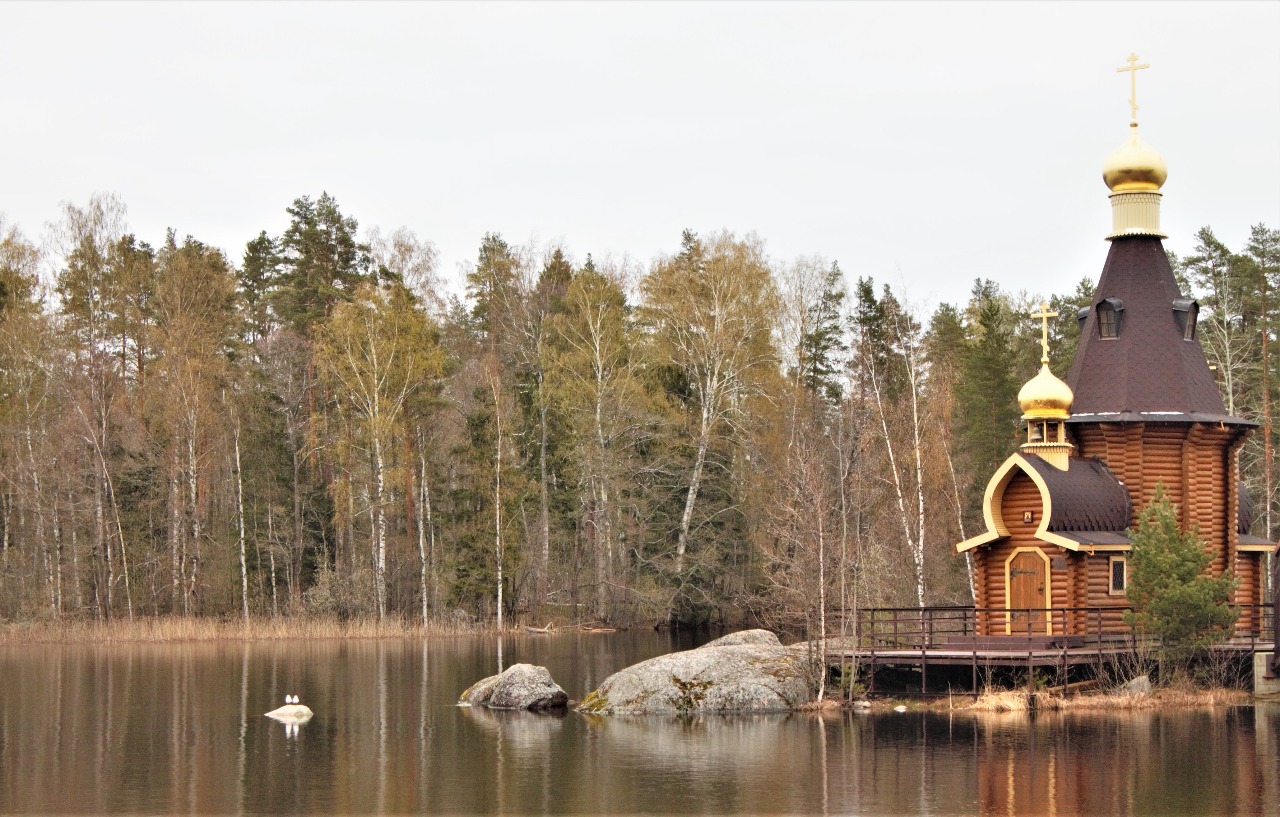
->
[[0, 193, 1275, 629]]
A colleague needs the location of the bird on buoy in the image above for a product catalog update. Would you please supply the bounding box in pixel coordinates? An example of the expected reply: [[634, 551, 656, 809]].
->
[[265, 694, 314, 722]]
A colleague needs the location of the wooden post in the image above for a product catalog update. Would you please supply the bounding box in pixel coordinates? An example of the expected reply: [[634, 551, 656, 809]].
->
[[971, 646, 978, 695]]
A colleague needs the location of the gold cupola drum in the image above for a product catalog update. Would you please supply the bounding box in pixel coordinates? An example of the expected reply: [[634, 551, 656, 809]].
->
[[1104, 53, 1168, 238], [1018, 303, 1074, 468]]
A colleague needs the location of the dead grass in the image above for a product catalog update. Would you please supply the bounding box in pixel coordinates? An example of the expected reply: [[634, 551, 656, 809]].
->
[[0, 615, 494, 645], [961, 686, 1248, 712]]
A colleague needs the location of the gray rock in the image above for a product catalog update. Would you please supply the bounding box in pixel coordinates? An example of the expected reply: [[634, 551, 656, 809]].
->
[[577, 629, 810, 715], [702, 629, 783, 648], [1117, 674, 1152, 696], [460, 663, 569, 710]]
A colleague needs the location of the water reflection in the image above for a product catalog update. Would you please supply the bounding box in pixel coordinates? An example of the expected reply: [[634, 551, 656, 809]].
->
[[0, 635, 1275, 815]]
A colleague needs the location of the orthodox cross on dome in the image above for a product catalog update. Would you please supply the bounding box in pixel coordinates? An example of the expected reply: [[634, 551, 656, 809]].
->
[[1117, 52, 1150, 124], [1031, 302, 1058, 365]]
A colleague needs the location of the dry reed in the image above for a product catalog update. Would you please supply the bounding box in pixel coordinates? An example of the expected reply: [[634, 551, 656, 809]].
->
[[963, 686, 1248, 712], [0, 615, 495, 645]]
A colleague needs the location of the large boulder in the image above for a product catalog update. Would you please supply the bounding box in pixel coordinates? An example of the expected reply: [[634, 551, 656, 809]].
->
[[460, 663, 569, 710], [577, 629, 811, 715]]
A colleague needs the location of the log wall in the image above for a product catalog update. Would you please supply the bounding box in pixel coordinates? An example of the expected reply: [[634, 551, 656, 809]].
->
[[1073, 421, 1242, 579], [1236, 552, 1262, 635], [971, 421, 1271, 637]]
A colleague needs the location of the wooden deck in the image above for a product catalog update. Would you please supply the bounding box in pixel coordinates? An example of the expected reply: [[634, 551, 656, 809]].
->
[[823, 605, 1275, 696]]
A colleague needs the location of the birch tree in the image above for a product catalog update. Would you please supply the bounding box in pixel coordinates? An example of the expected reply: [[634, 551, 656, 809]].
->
[[52, 194, 134, 618], [641, 230, 778, 575], [313, 282, 443, 619], [545, 258, 646, 619]]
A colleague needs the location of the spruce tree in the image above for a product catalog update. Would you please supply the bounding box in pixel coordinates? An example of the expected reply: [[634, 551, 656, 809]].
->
[[954, 280, 1020, 497], [798, 261, 847, 403]]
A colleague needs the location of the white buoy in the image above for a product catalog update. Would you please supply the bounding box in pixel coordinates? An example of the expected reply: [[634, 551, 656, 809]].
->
[[893, 704, 907, 713]]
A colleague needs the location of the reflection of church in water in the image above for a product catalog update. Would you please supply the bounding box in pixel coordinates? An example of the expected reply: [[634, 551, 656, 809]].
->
[[955, 55, 1278, 636]]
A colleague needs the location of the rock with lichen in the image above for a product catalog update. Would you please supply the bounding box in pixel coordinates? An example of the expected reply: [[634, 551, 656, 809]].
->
[[576, 629, 810, 715]]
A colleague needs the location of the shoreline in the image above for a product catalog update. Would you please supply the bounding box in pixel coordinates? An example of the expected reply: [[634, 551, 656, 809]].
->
[[0, 615, 499, 645], [808, 686, 1257, 713]]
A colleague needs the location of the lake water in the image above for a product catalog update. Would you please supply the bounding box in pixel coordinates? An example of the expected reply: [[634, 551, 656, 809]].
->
[[1, 630, 1277, 815]]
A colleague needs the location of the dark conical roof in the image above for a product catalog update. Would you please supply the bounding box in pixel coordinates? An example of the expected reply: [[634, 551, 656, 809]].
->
[[1065, 236, 1247, 425]]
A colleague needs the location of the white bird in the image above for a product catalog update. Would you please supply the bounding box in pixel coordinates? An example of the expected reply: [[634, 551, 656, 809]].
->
[[265, 694, 314, 722], [893, 705, 908, 713]]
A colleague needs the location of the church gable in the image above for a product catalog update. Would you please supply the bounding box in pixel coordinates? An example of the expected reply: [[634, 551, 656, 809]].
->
[[957, 454, 1131, 554]]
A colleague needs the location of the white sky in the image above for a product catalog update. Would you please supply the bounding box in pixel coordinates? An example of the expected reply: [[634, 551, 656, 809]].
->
[[2, 1, 1277, 311]]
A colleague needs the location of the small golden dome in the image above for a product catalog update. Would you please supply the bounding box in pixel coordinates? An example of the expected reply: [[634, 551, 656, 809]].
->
[[1019, 363, 1074, 419], [1103, 123, 1168, 192]]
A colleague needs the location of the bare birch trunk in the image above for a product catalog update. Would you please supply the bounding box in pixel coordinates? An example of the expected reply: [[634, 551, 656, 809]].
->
[[234, 418, 249, 621], [490, 368, 505, 631], [372, 432, 388, 620], [538, 375, 550, 604], [675, 396, 714, 574], [416, 436, 429, 626]]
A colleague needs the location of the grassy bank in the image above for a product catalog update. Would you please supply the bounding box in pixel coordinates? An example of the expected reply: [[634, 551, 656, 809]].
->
[[963, 686, 1249, 711], [856, 686, 1251, 713], [0, 615, 496, 645]]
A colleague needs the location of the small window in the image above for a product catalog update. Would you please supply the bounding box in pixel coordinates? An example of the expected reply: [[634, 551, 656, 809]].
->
[[1109, 556, 1127, 595], [1077, 306, 1091, 330], [1173, 298, 1199, 340], [1098, 303, 1117, 338], [1097, 298, 1124, 339]]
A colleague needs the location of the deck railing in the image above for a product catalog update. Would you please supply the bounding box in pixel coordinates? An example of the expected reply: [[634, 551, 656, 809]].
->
[[827, 604, 1274, 652]]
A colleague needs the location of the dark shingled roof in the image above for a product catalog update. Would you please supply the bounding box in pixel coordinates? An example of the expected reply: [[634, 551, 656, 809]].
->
[[1021, 455, 1132, 532], [1239, 479, 1254, 535], [1065, 236, 1248, 425]]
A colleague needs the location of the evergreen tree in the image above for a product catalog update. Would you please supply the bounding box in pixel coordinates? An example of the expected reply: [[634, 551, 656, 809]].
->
[[465, 232, 521, 345], [1243, 225, 1280, 541], [1125, 484, 1238, 667], [954, 280, 1020, 499], [271, 193, 370, 334], [797, 261, 847, 403], [1047, 278, 1095, 372], [240, 231, 280, 345]]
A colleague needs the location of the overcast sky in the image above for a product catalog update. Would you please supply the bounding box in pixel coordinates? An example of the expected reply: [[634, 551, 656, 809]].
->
[[2, 1, 1277, 311]]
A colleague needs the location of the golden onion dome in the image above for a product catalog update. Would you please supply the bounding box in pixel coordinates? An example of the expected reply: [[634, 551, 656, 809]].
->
[[1018, 363, 1074, 419], [1103, 123, 1168, 192]]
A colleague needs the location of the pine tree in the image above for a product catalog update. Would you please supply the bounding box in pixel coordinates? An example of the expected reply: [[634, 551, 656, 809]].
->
[[1125, 484, 1238, 667], [272, 193, 370, 334]]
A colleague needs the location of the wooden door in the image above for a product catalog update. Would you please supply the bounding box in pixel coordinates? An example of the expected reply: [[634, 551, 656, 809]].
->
[[1007, 551, 1047, 634]]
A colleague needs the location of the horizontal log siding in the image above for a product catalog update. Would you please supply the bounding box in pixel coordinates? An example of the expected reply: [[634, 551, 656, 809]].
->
[[1188, 426, 1230, 576], [973, 421, 1267, 636], [973, 473, 1077, 635], [1236, 552, 1262, 635], [1084, 555, 1131, 635], [1075, 420, 1242, 580]]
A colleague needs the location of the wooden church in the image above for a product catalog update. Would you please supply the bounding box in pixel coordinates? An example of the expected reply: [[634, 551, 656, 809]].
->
[[955, 57, 1277, 637]]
